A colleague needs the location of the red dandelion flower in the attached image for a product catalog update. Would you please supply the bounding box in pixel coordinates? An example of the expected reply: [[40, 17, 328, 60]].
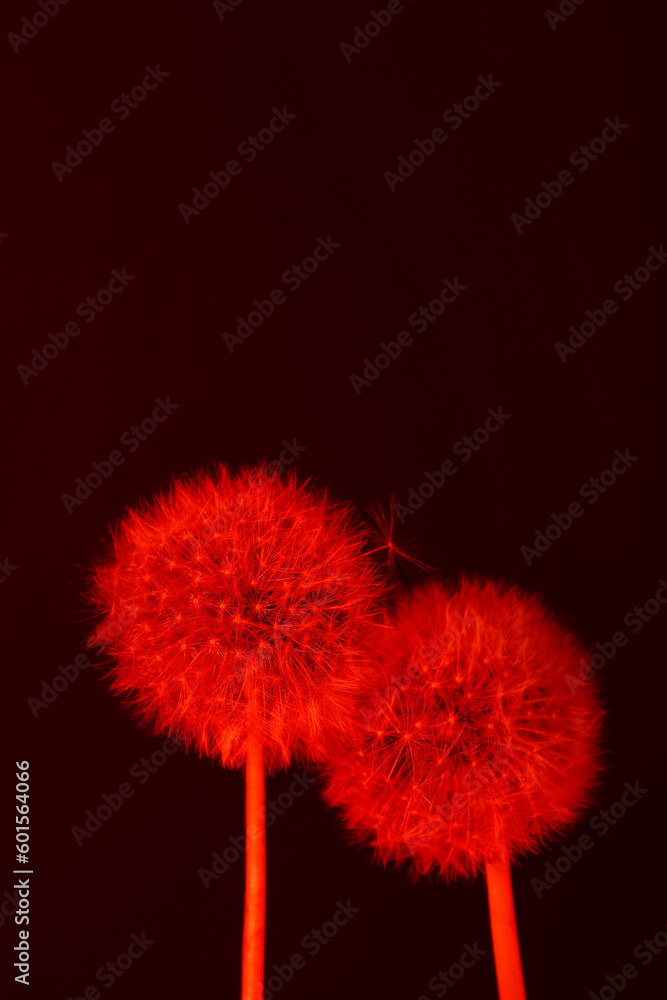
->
[[321, 576, 604, 1000], [87, 462, 385, 770], [86, 461, 387, 1000]]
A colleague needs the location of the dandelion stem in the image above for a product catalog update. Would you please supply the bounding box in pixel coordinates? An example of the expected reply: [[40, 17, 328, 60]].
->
[[485, 855, 526, 1000], [241, 735, 266, 1000]]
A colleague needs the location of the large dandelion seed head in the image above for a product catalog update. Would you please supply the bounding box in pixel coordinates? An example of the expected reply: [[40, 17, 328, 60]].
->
[[86, 463, 387, 772], [321, 577, 604, 880]]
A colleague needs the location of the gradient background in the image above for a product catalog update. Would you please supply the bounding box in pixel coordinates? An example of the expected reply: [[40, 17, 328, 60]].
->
[[2, 1, 665, 998]]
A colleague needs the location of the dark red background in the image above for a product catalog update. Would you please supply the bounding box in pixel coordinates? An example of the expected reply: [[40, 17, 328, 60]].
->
[[2, 1, 665, 998]]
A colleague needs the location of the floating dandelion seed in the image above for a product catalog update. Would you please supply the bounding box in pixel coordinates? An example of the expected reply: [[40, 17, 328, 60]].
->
[[364, 496, 434, 576], [86, 462, 387, 1000], [321, 576, 604, 1000]]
